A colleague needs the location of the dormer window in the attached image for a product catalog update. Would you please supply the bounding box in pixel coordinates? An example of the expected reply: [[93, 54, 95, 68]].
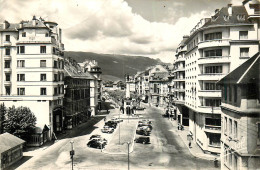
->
[[45, 33, 49, 37], [211, 15, 218, 22], [22, 32, 26, 37], [237, 14, 245, 21], [223, 15, 230, 21]]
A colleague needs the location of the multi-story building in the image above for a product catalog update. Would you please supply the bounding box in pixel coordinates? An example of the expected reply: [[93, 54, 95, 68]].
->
[[149, 65, 169, 107], [80, 60, 102, 114], [64, 58, 93, 129], [218, 52, 260, 170], [182, 2, 260, 154], [0, 16, 65, 142], [173, 36, 190, 126]]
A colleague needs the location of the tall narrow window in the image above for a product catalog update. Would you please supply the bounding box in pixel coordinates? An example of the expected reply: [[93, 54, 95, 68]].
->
[[17, 74, 25, 81], [40, 60, 46, 67], [17, 88, 25, 95], [40, 46, 46, 53], [5, 86, 10, 95], [239, 31, 248, 40], [234, 121, 238, 139], [40, 74, 47, 81], [17, 60, 25, 67], [5, 35, 10, 41], [240, 48, 249, 57], [4, 60, 11, 68], [234, 85, 237, 103], [5, 48, 10, 55], [229, 119, 232, 135], [229, 85, 232, 102], [20, 46, 25, 54], [5, 73, 10, 81], [40, 88, 47, 95]]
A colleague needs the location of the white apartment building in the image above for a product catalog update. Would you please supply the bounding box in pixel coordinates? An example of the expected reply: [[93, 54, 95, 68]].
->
[[0, 16, 64, 142], [184, 2, 260, 154], [218, 52, 260, 170], [173, 36, 190, 126]]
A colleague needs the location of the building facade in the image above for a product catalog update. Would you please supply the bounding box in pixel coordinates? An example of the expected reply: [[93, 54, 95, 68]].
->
[[182, 2, 260, 154], [0, 16, 65, 141], [218, 52, 260, 170]]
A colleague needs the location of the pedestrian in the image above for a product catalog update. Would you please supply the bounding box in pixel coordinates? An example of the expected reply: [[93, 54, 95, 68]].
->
[[214, 158, 219, 167], [104, 117, 106, 122], [177, 123, 180, 130], [189, 141, 191, 148]]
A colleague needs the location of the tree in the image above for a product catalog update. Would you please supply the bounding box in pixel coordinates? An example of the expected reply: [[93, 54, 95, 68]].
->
[[4, 106, 36, 140], [0, 103, 7, 134]]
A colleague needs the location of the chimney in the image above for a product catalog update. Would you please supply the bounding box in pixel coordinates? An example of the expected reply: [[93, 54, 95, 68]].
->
[[228, 4, 232, 16], [32, 15, 36, 26], [3, 20, 9, 29], [215, 9, 219, 14], [19, 21, 23, 28]]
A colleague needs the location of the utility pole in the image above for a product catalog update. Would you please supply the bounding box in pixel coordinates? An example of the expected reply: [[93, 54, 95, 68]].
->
[[70, 141, 74, 170], [127, 142, 130, 170]]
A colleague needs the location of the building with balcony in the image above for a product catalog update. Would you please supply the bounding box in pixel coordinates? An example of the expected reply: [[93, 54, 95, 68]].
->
[[0, 16, 65, 143], [64, 58, 93, 129], [182, 1, 260, 154], [173, 36, 190, 126], [218, 52, 260, 170]]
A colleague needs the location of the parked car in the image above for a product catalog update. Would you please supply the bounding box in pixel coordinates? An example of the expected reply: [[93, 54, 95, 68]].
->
[[139, 119, 152, 124], [90, 137, 107, 145], [89, 134, 101, 140], [101, 125, 114, 133], [136, 128, 150, 136], [137, 126, 152, 133], [87, 139, 106, 149], [135, 136, 150, 144], [105, 121, 117, 128], [111, 117, 123, 123]]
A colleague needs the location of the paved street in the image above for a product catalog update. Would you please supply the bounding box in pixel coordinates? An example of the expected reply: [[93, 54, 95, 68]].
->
[[16, 104, 219, 170]]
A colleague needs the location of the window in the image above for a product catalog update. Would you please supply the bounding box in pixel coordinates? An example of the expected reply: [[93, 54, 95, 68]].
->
[[17, 60, 25, 67], [40, 60, 46, 67], [234, 85, 237, 103], [54, 87, 58, 95], [5, 73, 10, 81], [45, 33, 49, 37], [20, 46, 25, 54], [205, 99, 221, 107], [5, 86, 10, 95], [22, 32, 26, 37], [54, 60, 58, 68], [205, 32, 222, 41], [17, 74, 25, 81], [54, 74, 58, 81], [5, 48, 10, 55], [4, 60, 11, 68], [205, 66, 222, 74], [5, 35, 10, 41], [17, 88, 25, 95], [229, 119, 232, 135], [208, 134, 221, 146], [40, 74, 46, 81], [239, 31, 248, 40], [205, 118, 221, 126], [205, 83, 221, 90], [40, 46, 46, 53], [40, 88, 47, 95], [234, 121, 238, 139], [204, 49, 222, 57], [240, 48, 249, 57]]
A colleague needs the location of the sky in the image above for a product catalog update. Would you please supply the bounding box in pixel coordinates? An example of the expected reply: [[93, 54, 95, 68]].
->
[[0, 0, 244, 63]]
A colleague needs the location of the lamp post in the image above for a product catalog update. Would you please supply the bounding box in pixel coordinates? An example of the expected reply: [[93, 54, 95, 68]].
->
[[127, 142, 130, 170], [70, 141, 74, 170]]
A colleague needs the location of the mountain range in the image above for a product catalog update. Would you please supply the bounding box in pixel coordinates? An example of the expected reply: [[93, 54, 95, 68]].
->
[[64, 51, 167, 81]]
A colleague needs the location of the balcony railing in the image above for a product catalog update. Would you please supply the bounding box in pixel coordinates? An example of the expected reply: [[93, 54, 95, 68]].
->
[[17, 37, 56, 44], [198, 56, 230, 65], [3, 41, 12, 46], [205, 125, 221, 132], [198, 73, 225, 81], [197, 106, 222, 114], [198, 39, 230, 49], [198, 90, 221, 97]]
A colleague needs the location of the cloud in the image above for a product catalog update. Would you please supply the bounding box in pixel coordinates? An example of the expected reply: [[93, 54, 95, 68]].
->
[[0, 0, 232, 63]]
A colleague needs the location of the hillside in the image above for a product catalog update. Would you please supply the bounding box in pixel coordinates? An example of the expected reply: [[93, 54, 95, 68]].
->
[[64, 51, 166, 81]]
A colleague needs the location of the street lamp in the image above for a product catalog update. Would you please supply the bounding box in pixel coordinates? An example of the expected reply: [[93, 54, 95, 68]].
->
[[127, 142, 130, 170], [70, 141, 75, 170]]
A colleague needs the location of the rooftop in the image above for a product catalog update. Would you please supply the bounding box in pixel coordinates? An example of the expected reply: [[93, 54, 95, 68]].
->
[[0, 133, 25, 154]]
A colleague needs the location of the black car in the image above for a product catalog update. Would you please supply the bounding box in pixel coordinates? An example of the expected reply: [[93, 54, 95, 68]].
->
[[135, 136, 150, 144], [87, 140, 106, 149], [105, 121, 117, 128], [136, 128, 150, 136], [138, 123, 153, 130]]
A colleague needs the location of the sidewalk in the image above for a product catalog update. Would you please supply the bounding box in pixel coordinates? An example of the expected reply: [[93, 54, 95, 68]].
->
[[144, 103, 219, 161]]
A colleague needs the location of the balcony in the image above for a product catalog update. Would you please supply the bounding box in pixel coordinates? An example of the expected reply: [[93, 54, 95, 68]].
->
[[198, 39, 230, 49], [4, 81, 11, 85], [198, 56, 230, 65], [198, 73, 225, 81], [175, 88, 185, 92], [173, 67, 185, 73], [17, 37, 56, 44], [198, 90, 221, 97], [175, 57, 185, 63], [3, 41, 12, 46], [197, 106, 222, 114], [205, 125, 221, 133]]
